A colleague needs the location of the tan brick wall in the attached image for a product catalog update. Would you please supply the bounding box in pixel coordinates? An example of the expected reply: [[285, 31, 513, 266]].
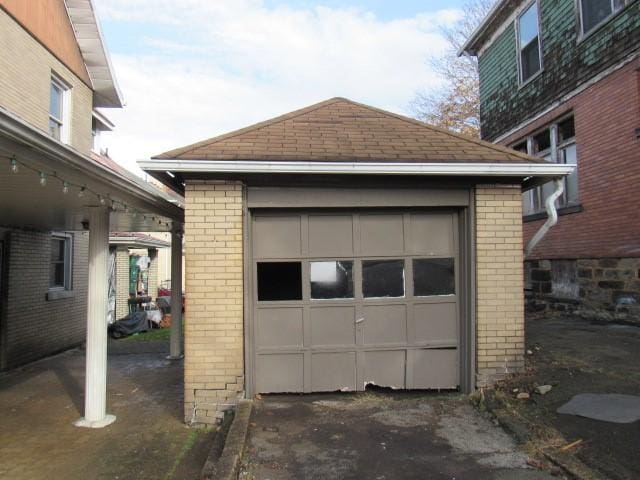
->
[[147, 248, 158, 298], [184, 180, 244, 424], [1, 228, 88, 370], [115, 246, 130, 321], [0, 9, 93, 154], [475, 185, 525, 387]]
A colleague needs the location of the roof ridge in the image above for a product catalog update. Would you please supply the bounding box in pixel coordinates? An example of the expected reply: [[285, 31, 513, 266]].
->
[[153, 97, 346, 159], [340, 98, 540, 163]]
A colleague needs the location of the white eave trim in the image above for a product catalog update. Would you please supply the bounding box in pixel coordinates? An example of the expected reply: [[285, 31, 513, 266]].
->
[[458, 0, 511, 56], [138, 159, 574, 178]]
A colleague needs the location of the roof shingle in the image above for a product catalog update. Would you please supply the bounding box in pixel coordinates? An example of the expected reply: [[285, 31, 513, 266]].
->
[[153, 98, 541, 164]]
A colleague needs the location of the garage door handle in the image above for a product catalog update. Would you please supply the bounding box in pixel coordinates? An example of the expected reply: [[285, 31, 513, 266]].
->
[[355, 317, 365, 324]]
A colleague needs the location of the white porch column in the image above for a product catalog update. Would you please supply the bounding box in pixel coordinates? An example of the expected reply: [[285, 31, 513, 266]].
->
[[75, 207, 116, 428], [168, 229, 183, 359]]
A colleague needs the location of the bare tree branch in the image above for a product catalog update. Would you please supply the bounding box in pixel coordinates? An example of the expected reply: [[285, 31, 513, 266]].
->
[[410, 0, 495, 137]]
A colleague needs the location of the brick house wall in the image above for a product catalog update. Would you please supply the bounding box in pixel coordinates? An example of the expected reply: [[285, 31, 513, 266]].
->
[[0, 8, 94, 154], [115, 246, 130, 321], [0, 228, 88, 370], [478, 0, 639, 141], [183, 181, 525, 422]]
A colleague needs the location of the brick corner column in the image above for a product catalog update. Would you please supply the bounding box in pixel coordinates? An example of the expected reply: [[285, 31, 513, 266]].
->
[[475, 184, 525, 388], [147, 248, 158, 299], [183, 181, 244, 424], [115, 246, 130, 321]]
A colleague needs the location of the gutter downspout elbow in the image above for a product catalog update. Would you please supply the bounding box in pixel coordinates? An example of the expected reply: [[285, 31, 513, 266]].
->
[[525, 178, 564, 257]]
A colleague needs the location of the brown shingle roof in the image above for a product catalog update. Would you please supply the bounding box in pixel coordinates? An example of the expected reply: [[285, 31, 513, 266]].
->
[[153, 97, 541, 164]]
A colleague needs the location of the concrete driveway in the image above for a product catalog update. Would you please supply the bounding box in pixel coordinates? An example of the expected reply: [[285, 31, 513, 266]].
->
[[240, 393, 555, 480]]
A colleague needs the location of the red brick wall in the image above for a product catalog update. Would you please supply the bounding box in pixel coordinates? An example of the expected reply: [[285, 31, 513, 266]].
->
[[500, 58, 640, 260]]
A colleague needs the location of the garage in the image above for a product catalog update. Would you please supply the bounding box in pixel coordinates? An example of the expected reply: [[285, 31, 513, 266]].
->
[[251, 209, 461, 393], [140, 97, 572, 423]]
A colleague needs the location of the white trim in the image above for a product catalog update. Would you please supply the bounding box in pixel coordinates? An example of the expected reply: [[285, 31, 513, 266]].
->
[[492, 53, 638, 143], [50, 232, 73, 291], [515, 0, 544, 85], [139, 159, 574, 178]]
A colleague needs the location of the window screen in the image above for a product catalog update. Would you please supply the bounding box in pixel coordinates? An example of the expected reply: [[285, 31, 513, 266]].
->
[[257, 262, 302, 301], [413, 258, 455, 296], [310, 261, 354, 300], [362, 260, 404, 298], [581, 0, 613, 33]]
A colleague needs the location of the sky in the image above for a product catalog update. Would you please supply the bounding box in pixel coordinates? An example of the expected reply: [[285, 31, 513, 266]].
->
[[93, 0, 465, 176]]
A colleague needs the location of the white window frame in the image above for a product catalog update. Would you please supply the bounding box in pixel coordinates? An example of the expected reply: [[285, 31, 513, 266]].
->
[[50, 233, 73, 291], [515, 0, 544, 85], [578, 0, 629, 37], [49, 74, 71, 144], [516, 115, 579, 216]]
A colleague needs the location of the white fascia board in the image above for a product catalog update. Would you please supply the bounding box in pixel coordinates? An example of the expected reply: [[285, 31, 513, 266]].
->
[[458, 0, 511, 56], [138, 159, 574, 178]]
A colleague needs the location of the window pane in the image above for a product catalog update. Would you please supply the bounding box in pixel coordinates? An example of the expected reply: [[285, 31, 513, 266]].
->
[[520, 39, 541, 81], [581, 0, 613, 33], [512, 140, 528, 153], [50, 263, 64, 287], [49, 118, 61, 140], [558, 117, 575, 143], [413, 258, 455, 296], [562, 144, 579, 203], [532, 129, 551, 153], [310, 261, 354, 300], [519, 3, 539, 46], [51, 239, 64, 261], [50, 82, 62, 119], [362, 260, 404, 298], [257, 262, 302, 301]]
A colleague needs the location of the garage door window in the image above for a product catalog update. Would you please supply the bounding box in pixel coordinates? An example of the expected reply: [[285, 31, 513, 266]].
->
[[413, 258, 455, 296], [257, 262, 302, 301], [310, 261, 354, 300], [362, 259, 405, 298]]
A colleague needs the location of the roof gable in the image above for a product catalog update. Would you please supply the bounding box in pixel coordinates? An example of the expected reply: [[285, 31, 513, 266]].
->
[[153, 98, 540, 164]]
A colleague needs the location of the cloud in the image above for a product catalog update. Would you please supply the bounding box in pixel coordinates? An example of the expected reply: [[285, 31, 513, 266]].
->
[[95, 0, 461, 176]]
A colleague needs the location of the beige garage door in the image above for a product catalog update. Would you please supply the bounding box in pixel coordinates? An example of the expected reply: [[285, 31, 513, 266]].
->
[[251, 210, 460, 393]]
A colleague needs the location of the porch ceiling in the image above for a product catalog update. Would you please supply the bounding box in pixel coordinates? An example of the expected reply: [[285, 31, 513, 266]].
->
[[0, 107, 183, 232]]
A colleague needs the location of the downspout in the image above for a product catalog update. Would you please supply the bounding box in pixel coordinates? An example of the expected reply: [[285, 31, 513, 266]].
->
[[524, 178, 564, 257]]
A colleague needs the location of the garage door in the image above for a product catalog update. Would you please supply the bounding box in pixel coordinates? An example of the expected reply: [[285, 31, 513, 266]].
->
[[251, 210, 460, 393]]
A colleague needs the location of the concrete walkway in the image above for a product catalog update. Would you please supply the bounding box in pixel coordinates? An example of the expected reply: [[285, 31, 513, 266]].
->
[[0, 340, 214, 480], [240, 393, 555, 480]]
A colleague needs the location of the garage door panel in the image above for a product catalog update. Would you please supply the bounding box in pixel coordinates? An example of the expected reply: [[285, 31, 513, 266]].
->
[[308, 215, 354, 257], [414, 303, 457, 344], [253, 215, 302, 258], [359, 214, 404, 255], [256, 354, 304, 393], [411, 349, 458, 389], [409, 213, 455, 256], [362, 304, 407, 345], [257, 308, 304, 348], [310, 306, 356, 346], [363, 350, 406, 389], [311, 352, 356, 392]]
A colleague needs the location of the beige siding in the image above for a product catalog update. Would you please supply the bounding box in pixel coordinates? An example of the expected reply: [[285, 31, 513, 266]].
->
[[184, 181, 244, 424], [475, 185, 525, 386], [0, 9, 93, 154]]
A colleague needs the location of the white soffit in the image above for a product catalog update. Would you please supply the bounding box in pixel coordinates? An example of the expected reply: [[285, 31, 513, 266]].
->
[[64, 0, 124, 108]]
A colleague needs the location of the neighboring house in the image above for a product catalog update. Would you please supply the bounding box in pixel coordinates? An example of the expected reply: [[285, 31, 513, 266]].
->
[[0, 0, 183, 428], [140, 97, 571, 424], [461, 0, 640, 318]]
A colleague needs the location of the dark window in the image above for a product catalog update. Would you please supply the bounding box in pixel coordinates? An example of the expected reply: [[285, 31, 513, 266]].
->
[[310, 261, 354, 300], [581, 0, 615, 33], [513, 140, 528, 153], [257, 262, 302, 301], [362, 260, 404, 298], [532, 129, 551, 153], [50, 235, 71, 289], [413, 258, 455, 296], [557, 117, 575, 143], [518, 2, 542, 82]]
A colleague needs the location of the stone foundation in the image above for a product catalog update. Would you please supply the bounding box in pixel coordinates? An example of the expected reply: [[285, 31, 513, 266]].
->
[[525, 258, 640, 322]]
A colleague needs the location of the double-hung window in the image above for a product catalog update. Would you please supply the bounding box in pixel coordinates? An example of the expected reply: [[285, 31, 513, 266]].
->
[[517, 1, 542, 83], [517, 116, 579, 216], [50, 233, 73, 291], [579, 0, 628, 35], [49, 75, 70, 142]]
